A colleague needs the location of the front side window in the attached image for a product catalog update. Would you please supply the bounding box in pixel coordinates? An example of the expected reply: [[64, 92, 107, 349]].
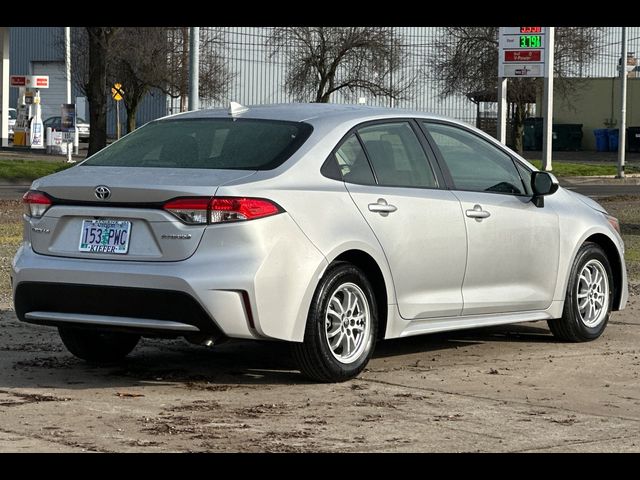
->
[[357, 122, 437, 188], [83, 118, 313, 170], [423, 122, 526, 195]]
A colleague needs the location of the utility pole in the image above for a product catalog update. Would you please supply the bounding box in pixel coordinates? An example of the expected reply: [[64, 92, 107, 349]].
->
[[617, 27, 628, 179], [188, 27, 199, 111]]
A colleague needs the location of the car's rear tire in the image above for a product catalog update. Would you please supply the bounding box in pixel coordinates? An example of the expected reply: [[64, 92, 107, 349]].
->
[[548, 242, 613, 342], [292, 262, 378, 382], [58, 327, 140, 363]]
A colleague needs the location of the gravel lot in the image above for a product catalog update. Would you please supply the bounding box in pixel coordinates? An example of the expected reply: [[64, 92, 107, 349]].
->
[[1, 198, 639, 452]]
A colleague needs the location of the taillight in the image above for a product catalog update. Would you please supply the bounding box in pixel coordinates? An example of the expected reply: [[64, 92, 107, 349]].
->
[[163, 197, 282, 225], [22, 190, 52, 218], [210, 197, 281, 223], [163, 198, 209, 225]]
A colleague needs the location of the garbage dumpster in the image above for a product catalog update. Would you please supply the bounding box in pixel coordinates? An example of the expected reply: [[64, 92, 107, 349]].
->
[[552, 124, 583, 151], [593, 128, 609, 152], [608, 128, 619, 152], [627, 126, 640, 152], [524, 117, 543, 150]]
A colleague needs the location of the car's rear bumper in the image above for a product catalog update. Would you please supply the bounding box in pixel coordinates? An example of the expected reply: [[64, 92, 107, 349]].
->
[[11, 213, 327, 342]]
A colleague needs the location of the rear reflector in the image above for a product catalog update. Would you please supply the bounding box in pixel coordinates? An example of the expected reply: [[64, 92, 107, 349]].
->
[[163, 197, 282, 225], [23, 190, 52, 218]]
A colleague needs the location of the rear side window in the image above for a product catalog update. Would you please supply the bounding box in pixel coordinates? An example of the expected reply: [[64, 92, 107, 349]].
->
[[357, 122, 437, 188], [333, 134, 376, 185], [83, 118, 313, 170]]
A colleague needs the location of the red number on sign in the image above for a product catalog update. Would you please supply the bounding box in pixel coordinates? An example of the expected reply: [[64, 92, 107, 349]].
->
[[520, 27, 542, 33]]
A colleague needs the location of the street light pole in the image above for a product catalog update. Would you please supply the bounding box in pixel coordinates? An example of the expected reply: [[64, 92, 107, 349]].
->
[[64, 26, 73, 163], [617, 27, 628, 179], [541, 27, 555, 172], [188, 27, 199, 111]]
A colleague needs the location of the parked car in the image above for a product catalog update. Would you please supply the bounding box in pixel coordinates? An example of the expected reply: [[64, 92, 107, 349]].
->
[[12, 104, 628, 382], [43, 115, 90, 142]]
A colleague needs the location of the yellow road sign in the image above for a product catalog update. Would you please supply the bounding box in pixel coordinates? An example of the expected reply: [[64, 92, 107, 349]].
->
[[111, 83, 124, 101]]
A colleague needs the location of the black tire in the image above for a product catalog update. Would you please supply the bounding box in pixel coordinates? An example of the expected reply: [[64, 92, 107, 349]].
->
[[58, 327, 140, 363], [548, 242, 614, 342], [292, 262, 378, 382]]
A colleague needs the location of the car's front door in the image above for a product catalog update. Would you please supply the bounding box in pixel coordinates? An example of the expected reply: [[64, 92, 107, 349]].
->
[[332, 121, 467, 319], [422, 121, 560, 315]]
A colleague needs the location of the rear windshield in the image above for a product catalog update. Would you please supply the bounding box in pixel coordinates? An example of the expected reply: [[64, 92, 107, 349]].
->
[[83, 118, 313, 170]]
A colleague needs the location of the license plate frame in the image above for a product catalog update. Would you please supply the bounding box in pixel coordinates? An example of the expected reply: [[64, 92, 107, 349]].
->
[[78, 219, 131, 255]]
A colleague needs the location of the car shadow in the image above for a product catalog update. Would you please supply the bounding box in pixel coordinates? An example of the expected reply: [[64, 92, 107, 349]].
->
[[1, 319, 556, 390], [373, 322, 554, 358]]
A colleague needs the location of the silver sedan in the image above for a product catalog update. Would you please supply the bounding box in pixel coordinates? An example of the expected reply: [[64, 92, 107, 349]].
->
[[11, 104, 628, 382]]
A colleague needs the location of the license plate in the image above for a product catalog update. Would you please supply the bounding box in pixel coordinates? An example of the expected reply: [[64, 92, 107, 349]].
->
[[78, 219, 131, 254]]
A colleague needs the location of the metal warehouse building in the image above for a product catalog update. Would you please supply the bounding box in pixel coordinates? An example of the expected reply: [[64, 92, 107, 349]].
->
[[2, 26, 640, 149], [0, 26, 165, 145]]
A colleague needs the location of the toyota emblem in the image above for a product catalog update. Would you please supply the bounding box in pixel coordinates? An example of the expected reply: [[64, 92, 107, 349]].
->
[[95, 185, 111, 200]]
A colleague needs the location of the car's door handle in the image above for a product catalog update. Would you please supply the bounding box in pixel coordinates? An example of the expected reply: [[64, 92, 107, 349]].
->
[[465, 204, 491, 220], [368, 199, 397, 216]]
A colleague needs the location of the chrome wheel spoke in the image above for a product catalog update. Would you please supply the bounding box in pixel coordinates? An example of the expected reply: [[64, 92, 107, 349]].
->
[[341, 332, 352, 355], [327, 324, 341, 338], [330, 331, 344, 350], [331, 297, 344, 316]]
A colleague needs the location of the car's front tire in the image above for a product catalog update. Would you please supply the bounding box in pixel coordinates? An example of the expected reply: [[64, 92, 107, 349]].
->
[[293, 262, 378, 382], [548, 242, 613, 342], [58, 327, 140, 363]]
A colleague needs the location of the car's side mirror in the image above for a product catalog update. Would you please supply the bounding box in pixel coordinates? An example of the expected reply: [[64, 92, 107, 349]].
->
[[531, 171, 559, 208]]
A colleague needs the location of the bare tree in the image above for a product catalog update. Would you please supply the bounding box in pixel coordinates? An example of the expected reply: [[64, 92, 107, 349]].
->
[[86, 27, 119, 155], [268, 27, 413, 103], [109, 28, 169, 134], [69, 27, 231, 142], [431, 27, 603, 153], [165, 27, 232, 111]]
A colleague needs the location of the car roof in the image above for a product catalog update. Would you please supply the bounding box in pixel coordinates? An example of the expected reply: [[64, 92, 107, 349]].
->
[[160, 103, 458, 126]]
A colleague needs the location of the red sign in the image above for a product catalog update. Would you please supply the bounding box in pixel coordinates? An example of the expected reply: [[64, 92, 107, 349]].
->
[[504, 50, 542, 62], [9, 75, 49, 88], [10, 75, 26, 86], [520, 27, 542, 33]]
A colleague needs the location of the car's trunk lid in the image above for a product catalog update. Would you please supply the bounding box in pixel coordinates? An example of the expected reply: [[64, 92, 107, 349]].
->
[[29, 166, 256, 262]]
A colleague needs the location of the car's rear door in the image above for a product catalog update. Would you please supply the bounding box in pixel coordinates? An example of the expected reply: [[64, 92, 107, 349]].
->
[[334, 120, 467, 319], [421, 121, 560, 315]]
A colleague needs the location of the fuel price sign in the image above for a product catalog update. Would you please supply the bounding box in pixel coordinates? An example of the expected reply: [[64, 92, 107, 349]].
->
[[499, 27, 548, 78]]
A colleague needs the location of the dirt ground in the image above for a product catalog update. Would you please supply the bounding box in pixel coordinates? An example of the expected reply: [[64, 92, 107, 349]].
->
[[1, 198, 639, 452]]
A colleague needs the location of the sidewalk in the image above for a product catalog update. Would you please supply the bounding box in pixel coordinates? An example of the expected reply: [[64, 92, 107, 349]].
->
[[0, 146, 87, 163], [520, 150, 640, 165]]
